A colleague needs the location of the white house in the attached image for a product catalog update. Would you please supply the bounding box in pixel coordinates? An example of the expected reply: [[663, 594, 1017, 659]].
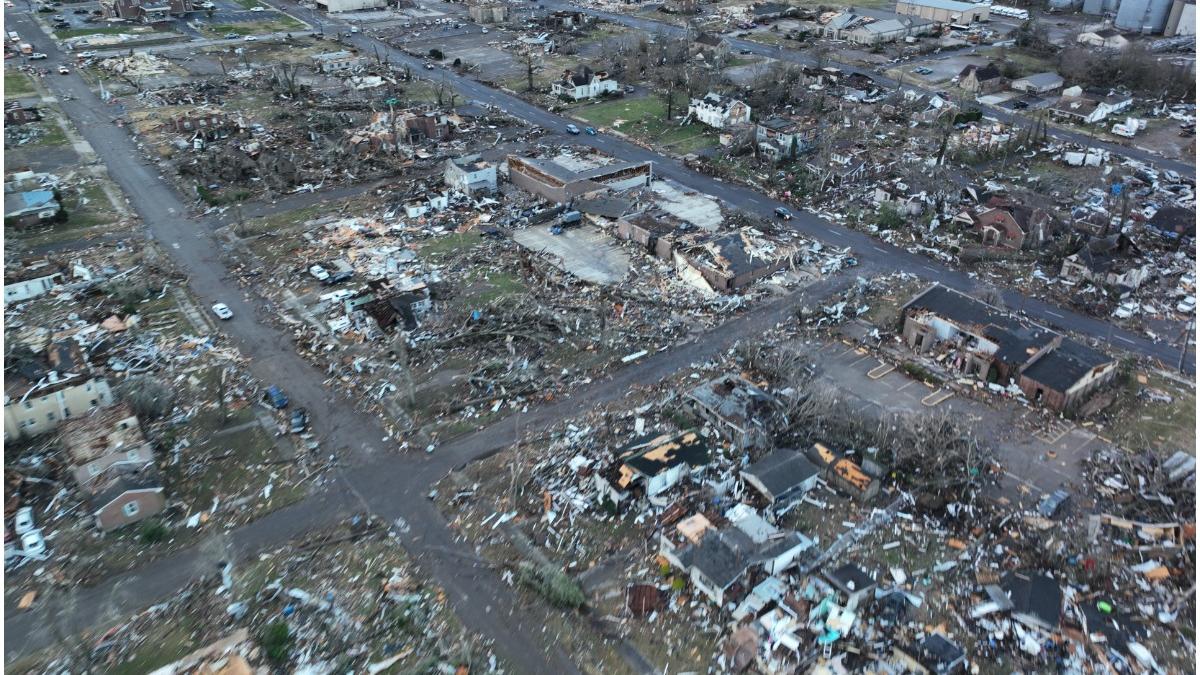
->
[[551, 67, 619, 100], [4, 271, 61, 305], [688, 92, 751, 129], [443, 155, 497, 195]]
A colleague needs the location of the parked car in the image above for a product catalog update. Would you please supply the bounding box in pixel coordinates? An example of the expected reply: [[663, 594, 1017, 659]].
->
[[224, 32, 239, 38], [584, 126, 597, 135], [309, 264, 329, 281], [72, 8, 87, 13], [325, 270, 353, 285], [57, 65, 69, 74], [774, 206, 793, 220], [243, 35, 258, 41], [250, 5, 265, 10], [289, 407, 308, 434], [263, 385, 288, 409], [53, 14, 64, 20], [1038, 489, 1070, 518], [211, 303, 234, 320], [1177, 296, 1195, 314], [481, 27, 488, 33], [28, 52, 47, 60], [14, 507, 35, 536], [77, 50, 96, 57], [565, 123, 580, 135], [424, 62, 434, 69], [20, 530, 46, 559]]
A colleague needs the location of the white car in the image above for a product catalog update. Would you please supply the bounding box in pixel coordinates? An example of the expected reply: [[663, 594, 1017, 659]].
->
[[1177, 296, 1196, 314], [243, 35, 258, 41], [211, 303, 234, 320], [481, 27, 488, 33], [20, 531, 46, 559], [13, 507, 34, 536], [309, 265, 329, 281], [57, 65, 70, 74], [250, 5, 266, 10]]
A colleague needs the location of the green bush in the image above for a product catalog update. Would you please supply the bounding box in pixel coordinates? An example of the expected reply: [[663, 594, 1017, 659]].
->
[[260, 620, 292, 663], [670, 577, 686, 591], [900, 362, 941, 386], [875, 204, 904, 230], [138, 520, 169, 544], [517, 562, 586, 609]]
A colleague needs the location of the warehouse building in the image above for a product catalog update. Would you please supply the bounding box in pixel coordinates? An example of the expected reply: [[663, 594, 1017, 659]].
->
[[895, 0, 990, 23]]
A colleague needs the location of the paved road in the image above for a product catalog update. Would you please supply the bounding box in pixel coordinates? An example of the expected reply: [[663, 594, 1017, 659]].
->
[[3, 10, 856, 669], [0, 4, 1187, 664], [266, 0, 1189, 373], [540, 0, 1196, 180]]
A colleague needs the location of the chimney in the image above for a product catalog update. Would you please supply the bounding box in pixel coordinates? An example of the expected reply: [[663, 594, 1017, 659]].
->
[[48, 370, 59, 384]]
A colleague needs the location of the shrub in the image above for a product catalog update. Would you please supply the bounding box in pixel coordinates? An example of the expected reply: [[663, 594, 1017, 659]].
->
[[428, 48, 443, 60], [260, 620, 292, 663], [875, 204, 904, 230], [516, 562, 586, 609], [670, 577, 686, 592], [138, 520, 169, 544]]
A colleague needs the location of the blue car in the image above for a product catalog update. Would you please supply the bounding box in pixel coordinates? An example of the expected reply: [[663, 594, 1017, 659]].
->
[[584, 126, 597, 135], [264, 385, 289, 409]]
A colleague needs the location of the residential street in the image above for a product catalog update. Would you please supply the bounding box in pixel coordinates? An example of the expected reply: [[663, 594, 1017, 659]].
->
[[540, 0, 1197, 181], [1, 2, 1190, 665]]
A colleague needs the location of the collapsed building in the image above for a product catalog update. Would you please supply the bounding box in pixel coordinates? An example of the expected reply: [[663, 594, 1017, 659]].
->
[[506, 153, 652, 203], [900, 284, 1118, 412]]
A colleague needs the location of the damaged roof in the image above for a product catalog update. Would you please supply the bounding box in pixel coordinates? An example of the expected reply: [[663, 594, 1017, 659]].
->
[[1001, 571, 1062, 631], [742, 448, 821, 501], [618, 431, 711, 479]]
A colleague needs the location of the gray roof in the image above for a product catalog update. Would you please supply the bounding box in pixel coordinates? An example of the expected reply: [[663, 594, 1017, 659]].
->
[[743, 448, 821, 500], [1013, 72, 1064, 88], [901, 0, 980, 11], [686, 528, 758, 589]]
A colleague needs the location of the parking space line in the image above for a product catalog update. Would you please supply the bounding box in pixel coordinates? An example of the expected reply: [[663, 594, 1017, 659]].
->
[[1046, 310, 1064, 318], [921, 389, 954, 407], [896, 380, 918, 392], [848, 354, 871, 367], [1115, 335, 1137, 344], [867, 362, 895, 380]]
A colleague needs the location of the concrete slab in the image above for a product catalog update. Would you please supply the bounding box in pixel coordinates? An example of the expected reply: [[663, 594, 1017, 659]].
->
[[512, 223, 630, 285], [650, 179, 724, 232]]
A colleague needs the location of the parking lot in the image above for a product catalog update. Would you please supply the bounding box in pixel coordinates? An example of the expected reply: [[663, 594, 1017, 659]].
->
[[800, 337, 1109, 504]]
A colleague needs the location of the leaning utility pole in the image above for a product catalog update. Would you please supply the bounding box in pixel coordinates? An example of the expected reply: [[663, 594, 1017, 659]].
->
[[1177, 320, 1193, 374]]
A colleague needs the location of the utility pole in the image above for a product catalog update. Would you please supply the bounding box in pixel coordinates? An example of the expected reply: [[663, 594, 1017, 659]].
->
[[1177, 320, 1193, 374]]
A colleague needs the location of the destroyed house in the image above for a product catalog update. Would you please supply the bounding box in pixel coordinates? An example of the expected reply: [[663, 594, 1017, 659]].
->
[[677, 228, 797, 292], [4, 360, 116, 440], [661, 517, 812, 607], [5, 102, 41, 126], [754, 116, 819, 160], [807, 442, 880, 501], [310, 50, 366, 73], [688, 92, 751, 130], [1000, 571, 1062, 633], [1050, 89, 1132, 125], [741, 448, 821, 508], [686, 374, 777, 448], [507, 154, 652, 204], [61, 404, 155, 492], [1147, 205, 1196, 240], [597, 431, 711, 505], [894, 634, 968, 674], [551, 66, 619, 101], [361, 289, 431, 332], [957, 63, 1006, 94], [1060, 232, 1150, 290], [823, 562, 877, 604], [954, 200, 1053, 250], [4, 262, 62, 304], [615, 209, 693, 261], [167, 111, 229, 140], [901, 284, 1118, 412]]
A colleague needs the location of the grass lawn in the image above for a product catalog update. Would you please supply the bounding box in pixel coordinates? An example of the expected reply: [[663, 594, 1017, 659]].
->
[[418, 230, 483, 259], [995, 49, 1057, 78], [54, 26, 132, 39], [200, 17, 305, 38], [574, 96, 718, 153], [1106, 370, 1196, 455], [4, 69, 37, 98]]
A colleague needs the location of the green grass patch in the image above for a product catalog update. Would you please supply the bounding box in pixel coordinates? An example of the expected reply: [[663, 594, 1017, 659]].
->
[[108, 617, 201, 675], [54, 26, 132, 39], [200, 16, 305, 38], [4, 69, 37, 98], [419, 231, 483, 258], [1106, 371, 1195, 454], [575, 96, 717, 153]]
